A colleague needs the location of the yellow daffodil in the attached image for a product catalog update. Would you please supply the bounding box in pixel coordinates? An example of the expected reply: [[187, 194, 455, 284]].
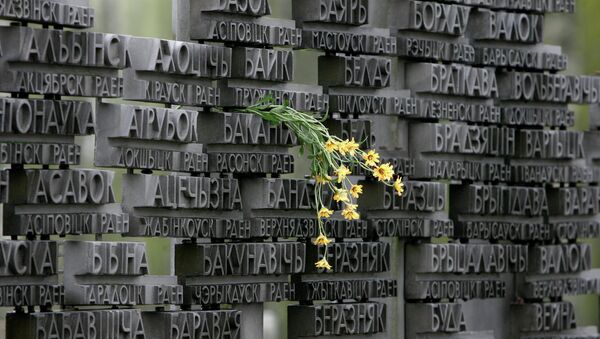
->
[[373, 163, 394, 182], [350, 184, 363, 198], [314, 174, 331, 184], [394, 177, 405, 196], [324, 139, 338, 153], [335, 165, 351, 183], [341, 204, 360, 220], [313, 234, 332, 246], [318, 207, 334, 219], [362, 150, 380, 167], [315, 257, 332, 270], [333, 190, 349, 203]]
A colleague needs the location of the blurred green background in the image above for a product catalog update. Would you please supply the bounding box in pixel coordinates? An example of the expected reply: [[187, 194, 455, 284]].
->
[[1, 0, 600, 337]]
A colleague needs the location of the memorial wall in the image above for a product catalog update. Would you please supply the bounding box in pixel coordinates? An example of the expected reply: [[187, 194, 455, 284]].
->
[[0, 0, 598, 338]]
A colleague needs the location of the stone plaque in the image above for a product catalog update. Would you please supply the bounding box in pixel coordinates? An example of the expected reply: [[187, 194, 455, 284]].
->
[[406, 243, 528, 273], [288, 302, 387, 337], [406, 303, 468, 335], [197, 111, 295, 174], [0, 0, 94, 27], [393, 1, 472, 36], [450, 184, 548, 216], [528, 244, 591, 274], [0, 97, 93, 165], [302, 27, 397, 55], [6, 309, 146, 339], [474, 44, 567, 71], [470, 9, 544, 43], [410, 122, 515, 156], [295, 278, 397, 301], [63, 241, 182, 306], [2, 169, 129, 236], [406, 63, 499, 98], [369, 212, 454, 239], [183, 281, 295, 304], [519, 269, 600, 299], [0, 26, 126, 97], [360, 181, 446, 212], [510, 159, 597, 184], [406, 272, 508, 301], [176, 242, 306, 276], [306, 241, 390, 273], [121, 173, 244, 237], [142, 310, 242, 339], [95, 103, 208, 173], [319, 55, 392, 88], [398, 36, 475, 64], [123, 37, 229, 106], [178, 0, 300, 46], [512, 302, 577, 333], [292, 0, 369, 26], [218, 79, 329, 112], [0, 241, 63, 308], [498, 71, 600, 104]]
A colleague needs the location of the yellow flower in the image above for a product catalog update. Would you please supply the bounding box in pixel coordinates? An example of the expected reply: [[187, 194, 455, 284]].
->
[[350, 184, 363, 198], [337, 140, 348, 155], [373, 163, 394, 182], [314, 175, 331, 184], [340, 138, 360, 155], [318, 207, 334, 219], [313, 234, 332, 246], [315, 257, 332, 270], [394, 177, 405, 196], [345, 203, 358, 211], [333, 190, 349, 203], [335, 165, 351, 183], [324, 139, 338, 153], [362, 150, 380, 167], [341, 204, 360, 220]]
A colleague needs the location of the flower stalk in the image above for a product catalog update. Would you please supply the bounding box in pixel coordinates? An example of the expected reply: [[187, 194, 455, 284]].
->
[[240, 97, 405, 271]]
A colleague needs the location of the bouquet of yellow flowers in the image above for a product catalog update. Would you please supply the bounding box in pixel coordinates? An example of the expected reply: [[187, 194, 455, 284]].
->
[[242, 98, 405, 271]]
